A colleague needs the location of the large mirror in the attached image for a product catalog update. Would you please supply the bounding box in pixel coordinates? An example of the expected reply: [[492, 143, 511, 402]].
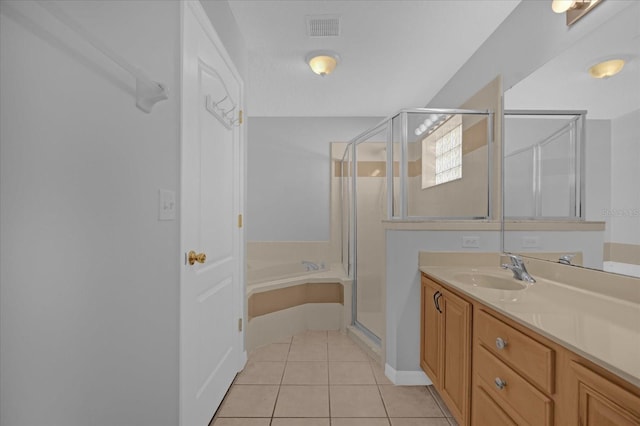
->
[[503, 1, 640, 278]]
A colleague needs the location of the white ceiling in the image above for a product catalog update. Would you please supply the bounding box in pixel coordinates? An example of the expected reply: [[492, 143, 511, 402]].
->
[[227, 0, 521, 117], [505, 1, 640, 120]]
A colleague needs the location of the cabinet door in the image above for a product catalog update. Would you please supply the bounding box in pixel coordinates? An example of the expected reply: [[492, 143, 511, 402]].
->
[[441, 288, 472, 424], [572, 362, 640, 426], [421, 277, 442, 385]]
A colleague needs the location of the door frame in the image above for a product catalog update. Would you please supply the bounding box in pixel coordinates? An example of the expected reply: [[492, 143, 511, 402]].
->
[[179, 1, 246, 424]]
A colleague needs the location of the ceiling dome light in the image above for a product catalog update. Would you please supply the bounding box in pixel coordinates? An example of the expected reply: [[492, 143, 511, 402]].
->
[[306, 51, 339, 77], [588, 59, 625, 79], [552, 0, 576, 13]]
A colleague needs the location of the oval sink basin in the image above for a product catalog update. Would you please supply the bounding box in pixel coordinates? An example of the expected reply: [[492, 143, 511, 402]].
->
[[453, 272, 527, 291]]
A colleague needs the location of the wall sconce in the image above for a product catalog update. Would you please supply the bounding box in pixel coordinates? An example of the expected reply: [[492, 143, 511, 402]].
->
[[551, 0, 603, 26], [588, 59, 625, 79], [306, 51, 339, 77]]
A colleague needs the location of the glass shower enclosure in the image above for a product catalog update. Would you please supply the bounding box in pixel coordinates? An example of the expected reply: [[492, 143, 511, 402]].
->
[[338, 108, 494, 344], [503, 110, 585, 219]]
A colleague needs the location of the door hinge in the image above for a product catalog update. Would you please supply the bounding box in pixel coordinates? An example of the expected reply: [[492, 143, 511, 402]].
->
[[238, 318, 243, 332], [238, 214, 243, 228], [239, 110, 243, 125]]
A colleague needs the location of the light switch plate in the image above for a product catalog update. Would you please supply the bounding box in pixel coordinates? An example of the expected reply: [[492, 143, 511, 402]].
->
[[158, 189, 176, 220]]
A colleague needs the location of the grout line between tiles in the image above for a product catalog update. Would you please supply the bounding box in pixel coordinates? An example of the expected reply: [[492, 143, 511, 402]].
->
[[376, 381, 391, 420], [268, 339, 291, 422]]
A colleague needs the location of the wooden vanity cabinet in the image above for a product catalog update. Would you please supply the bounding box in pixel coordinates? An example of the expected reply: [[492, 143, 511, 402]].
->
[[473, 309, 554, 426], [421, 276, 471, 425], [570, 361, 640, 425], [420, 272, 640, 426]]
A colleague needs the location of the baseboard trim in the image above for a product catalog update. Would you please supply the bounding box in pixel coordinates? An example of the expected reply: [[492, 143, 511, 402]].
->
[[384, 363, 432, 386]]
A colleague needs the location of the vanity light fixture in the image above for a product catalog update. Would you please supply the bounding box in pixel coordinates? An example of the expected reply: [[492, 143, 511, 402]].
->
[[414, 114, 451, 137], [588, 59, 625, 79], [306, 51, 339, 77], [551, 0, 603, 26]]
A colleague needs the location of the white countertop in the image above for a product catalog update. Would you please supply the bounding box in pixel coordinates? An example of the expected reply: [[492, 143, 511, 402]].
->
[[420, 265, 640, 388]]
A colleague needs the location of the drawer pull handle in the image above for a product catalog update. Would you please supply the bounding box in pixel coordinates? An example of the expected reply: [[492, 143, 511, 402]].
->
[[495, 377, 507, 390], [495, 337, 508, 350]]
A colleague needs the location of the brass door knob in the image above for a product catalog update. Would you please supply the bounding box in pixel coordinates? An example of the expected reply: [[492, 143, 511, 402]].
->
[[187, 250, 206, 265]]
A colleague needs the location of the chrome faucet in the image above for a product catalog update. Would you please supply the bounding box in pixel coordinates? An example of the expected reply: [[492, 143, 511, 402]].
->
[[501, 254, 536, 283], [558, 254, 575, 265]]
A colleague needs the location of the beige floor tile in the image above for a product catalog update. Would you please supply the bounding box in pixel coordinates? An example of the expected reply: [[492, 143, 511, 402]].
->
[[235, 362, 285, 384], [273, 385, 330, 417], [328, 344, 370, 362], [328, 362, 376, 385], [331, 419, 391, 426], [217, 385, 279, 418], [293, 330, 328, 344], [329, 385, 387, 417], [282, 361, 329, 385], [327, 331, 355, 346], [427, 386, 453, 418], [274, 335, 293, 344], [288, 342, 328, 361], [370, 362, 393, 385], [249, 343, 290, 362], [378, 385, 443, 418], [390, 419, 451, 426], [211, 419, 271, 426], [271, 419, 330, 426], [447, 417, 459, 426]]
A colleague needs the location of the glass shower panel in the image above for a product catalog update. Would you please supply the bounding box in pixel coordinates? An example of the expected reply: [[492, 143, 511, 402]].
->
[[340, 145, 353, 276], [390, 114, 402, 218], [354, 128, 387, 340], [406, 111, 490, 218], [503, 113, 582, 219], [504, 148, 535, 217], [540, 132, 573, 217]]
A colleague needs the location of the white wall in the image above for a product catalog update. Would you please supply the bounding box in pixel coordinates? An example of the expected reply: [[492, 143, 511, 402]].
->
[[610, 109, 640, 246], [247, 117, 380, 241], [427, 0, 635, 108], [0, 2, 182, 424], [200, 0, 248, 82], [385, 230, 501, 379], [584, 120, 612, 234]]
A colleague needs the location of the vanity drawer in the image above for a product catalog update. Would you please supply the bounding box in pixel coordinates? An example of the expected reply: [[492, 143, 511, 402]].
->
[[473, 385, 518, 426], [477, 309, 555, 393], [476, 345, 553, 426]]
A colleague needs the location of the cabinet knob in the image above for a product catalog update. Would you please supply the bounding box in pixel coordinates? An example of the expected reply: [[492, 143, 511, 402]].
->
[[495, 337, 508, 350], [494, 377, 507, 390]]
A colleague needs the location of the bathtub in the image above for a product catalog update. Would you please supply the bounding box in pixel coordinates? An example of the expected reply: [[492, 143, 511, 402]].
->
[[247, 261, 327, 285], [245, 261, 351, 351]]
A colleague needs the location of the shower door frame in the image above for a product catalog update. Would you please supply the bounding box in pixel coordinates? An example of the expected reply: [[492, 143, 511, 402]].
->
[[503, 109, 586, 220], [349, 121, 390, 346], [343, 107, 495, 345]]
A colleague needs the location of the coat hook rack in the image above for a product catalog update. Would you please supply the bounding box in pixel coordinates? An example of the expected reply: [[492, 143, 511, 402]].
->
[[205, 95, 239, 129], [36, 1, 169, 113]]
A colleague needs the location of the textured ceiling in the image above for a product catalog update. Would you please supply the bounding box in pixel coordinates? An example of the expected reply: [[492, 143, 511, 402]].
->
[[505, 1, 640, 120], [226, 0, 521, 117]]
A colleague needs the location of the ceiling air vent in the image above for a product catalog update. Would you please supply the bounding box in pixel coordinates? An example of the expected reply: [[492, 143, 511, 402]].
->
[[306, 15, 341, 37]]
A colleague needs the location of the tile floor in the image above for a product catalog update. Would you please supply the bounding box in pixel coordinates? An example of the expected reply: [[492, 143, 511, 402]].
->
[[210, 330, 458, 426]]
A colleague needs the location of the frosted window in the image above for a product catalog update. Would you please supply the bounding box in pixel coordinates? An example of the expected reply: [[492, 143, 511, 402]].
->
[[435, 125, 462, 185]]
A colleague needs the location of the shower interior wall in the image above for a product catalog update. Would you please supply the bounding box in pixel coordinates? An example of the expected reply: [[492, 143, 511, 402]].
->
[[246, 116, 381, 266]]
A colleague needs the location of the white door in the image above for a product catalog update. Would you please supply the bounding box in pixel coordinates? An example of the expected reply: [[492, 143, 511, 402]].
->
[[180, 2, 245, 425]]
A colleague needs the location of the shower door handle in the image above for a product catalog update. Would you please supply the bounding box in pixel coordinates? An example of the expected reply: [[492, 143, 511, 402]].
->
[[433, 291, 443, 313]]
